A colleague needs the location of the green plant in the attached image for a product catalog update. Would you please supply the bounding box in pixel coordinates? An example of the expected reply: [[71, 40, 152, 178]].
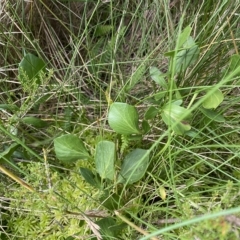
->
[[2, 1, 240, 239]]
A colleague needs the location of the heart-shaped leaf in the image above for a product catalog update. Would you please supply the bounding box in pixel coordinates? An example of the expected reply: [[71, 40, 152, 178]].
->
[[149, 67, 168, 89], [161, 103, 192, 135], [108, 102, 141, 135], [117, 148, 149, 184], [95, 141, 115, 180], [54, 134, 89, 163], [202, 89, 224, 109], [19, 53, 46, 84]]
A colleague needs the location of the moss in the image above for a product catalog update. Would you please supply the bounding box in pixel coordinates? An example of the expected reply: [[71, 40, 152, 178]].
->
[[4, 161, 101, 239]]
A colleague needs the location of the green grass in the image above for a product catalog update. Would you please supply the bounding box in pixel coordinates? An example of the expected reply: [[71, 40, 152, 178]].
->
[[1, 0, 240, 239]]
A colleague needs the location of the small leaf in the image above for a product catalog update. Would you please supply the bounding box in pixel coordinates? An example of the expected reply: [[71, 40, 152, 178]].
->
[[80, 168, 101, 188], [202, 89, 224, 109], [149, 67, 168, 89], [117, 148, 149, 184], [200, 108, 225, 122], [21, 116, 48, 128], [19, 53, 46, 83], [95, 141, 115, 180], [161, 103, 192, 135], [108, 102, 141, 135], [54, 134, 89, 163], [144, 106, 158, 120], [178, 25, 192, 48]]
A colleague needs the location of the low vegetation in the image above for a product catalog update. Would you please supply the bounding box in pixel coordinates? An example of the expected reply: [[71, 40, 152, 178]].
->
[[1, 0, 240, 239]]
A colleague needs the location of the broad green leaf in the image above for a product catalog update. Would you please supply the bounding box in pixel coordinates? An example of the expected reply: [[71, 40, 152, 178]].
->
[[19, 53, 46, 84], [95, 217, 117, 239], [202, 89, 224, 109], [142, 120, 151, 134], [149, 67, 168, 89], [144, 106, 158, 120], [172, 99, 183, 106], [54, 134, 89, 163], [178, 25, 192, 48], [175, 37, 199, 73], [79, 167, 101, 188], [95, 141, 115, 180], [164, 26, 192, 57], [185, 130, 201, 138], [108, 222, 127, 236], [108, 102, 141, 135], [171, 120, 191, 134], [200, 108, 225, 122], [161, 103, 192, 135], [229, 54, 240, 71], [183, 36, 196, 48], [117, 148, 149, 184], [0, 104, 19, 112], [222, 54, 240, 78], [21, 116, 48, 128]]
